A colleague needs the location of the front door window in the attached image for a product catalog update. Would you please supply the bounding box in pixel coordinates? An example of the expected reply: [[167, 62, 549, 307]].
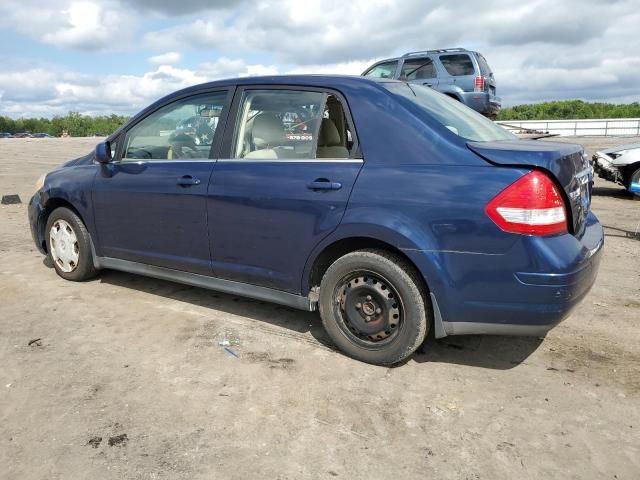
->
[[123, 92, 228, 161]]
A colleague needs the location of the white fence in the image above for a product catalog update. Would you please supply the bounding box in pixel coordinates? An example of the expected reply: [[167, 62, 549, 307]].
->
[[496, 118, 640, 137]]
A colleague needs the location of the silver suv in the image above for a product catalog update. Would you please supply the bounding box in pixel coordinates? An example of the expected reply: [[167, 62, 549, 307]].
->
[[363, 48, 501, 117]]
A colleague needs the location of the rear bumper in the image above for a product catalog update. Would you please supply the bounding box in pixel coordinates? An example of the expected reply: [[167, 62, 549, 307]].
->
[[406, 211, 604, 337], [459, 91, 501, 116]]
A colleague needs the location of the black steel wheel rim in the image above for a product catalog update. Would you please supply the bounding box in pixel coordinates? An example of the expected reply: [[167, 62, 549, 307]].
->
[[332, 270, 404, 348]]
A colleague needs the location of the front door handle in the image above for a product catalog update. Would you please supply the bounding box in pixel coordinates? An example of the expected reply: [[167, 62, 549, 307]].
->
[[177, 175, 201, 186], [307, 179, 342, 191]]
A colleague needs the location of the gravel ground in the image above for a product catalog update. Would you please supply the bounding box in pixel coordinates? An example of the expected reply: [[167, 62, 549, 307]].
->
[[0, 137, 638, 480]]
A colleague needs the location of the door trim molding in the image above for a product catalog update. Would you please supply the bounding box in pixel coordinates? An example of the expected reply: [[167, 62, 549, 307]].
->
[[217, 159, 364, 164], [95, 256, 315, 311]]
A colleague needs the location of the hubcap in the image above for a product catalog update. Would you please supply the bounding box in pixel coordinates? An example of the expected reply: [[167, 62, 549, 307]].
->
[[49, 219, 79, 273], [335, 274, 402, 344]]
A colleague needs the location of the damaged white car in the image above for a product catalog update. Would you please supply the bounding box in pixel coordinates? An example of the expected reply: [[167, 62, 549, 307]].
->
[[592, 144, 640, 197]]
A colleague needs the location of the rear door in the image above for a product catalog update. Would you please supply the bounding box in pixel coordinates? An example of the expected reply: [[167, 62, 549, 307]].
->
[[399, 57, 439, 87], [92, 89, 232, 275], [207, 87, 363, 293], [437, 53, 477, 92]]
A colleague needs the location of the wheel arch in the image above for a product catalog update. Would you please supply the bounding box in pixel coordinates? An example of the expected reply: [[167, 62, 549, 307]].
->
[[302, 221, 440, 297], [38, 197, 87, 253], [622, 161, 640, 186], [307, 236, 427, 290]]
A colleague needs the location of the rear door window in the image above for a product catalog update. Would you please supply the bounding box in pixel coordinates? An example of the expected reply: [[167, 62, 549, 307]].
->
[[233, 89, 325, 159], [363, 61, 398, 79], [439, 54, 475, 76], [400, 58, 437, 81]]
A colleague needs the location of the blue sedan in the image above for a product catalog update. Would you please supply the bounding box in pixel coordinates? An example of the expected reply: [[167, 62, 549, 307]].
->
[[28, 75, 603, 365]]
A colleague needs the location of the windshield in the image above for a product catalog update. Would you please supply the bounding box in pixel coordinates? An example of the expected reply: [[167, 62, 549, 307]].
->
[[383, 83, 515, 142]]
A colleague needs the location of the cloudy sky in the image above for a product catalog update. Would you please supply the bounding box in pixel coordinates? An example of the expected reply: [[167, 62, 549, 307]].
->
[[0, 0, 639, 118]]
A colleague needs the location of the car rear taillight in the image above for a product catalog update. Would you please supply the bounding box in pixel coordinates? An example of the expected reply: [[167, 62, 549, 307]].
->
[[474, 75, 485, 92], [485, 171, 568, 236]]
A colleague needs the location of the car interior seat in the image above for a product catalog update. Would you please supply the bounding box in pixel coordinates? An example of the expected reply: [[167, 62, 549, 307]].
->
[[244, 113, 298, 159], [316, 118, 349, 159]]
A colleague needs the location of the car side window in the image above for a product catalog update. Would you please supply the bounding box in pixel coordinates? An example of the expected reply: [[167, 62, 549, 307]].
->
[[317, 95, 353, 159], [363, 61, 398, 79], [233, 90, 326, 160], [439, 54, 475, 76], [400, 58, 436, 81], [123, 92, 227, 161]]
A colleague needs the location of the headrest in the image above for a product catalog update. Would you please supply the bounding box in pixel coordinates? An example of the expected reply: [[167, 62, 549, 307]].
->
[[252, 113, 283, 148], [318, 118, 341, 147]]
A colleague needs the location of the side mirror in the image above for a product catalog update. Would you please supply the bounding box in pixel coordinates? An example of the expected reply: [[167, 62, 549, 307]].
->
[[95, 141, 112, 164]]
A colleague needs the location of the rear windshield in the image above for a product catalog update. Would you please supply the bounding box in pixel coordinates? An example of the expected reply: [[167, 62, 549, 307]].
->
[[384, 83, 514, 142], [439, 54, 475, 76]]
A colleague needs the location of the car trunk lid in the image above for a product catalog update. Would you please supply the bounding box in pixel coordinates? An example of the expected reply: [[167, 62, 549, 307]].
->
[[467, 139, 593, 236]]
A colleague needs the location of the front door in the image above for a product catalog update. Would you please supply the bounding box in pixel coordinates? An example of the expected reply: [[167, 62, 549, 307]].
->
[[92, 89, 231, 275], [399, 57, 439, 88], [207, 88, 363, 293]]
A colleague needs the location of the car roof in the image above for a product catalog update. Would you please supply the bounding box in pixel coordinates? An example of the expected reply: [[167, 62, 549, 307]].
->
[[114, 75, 402, 139], [175, 74, 399, 91], [148, 75, 400, 108], [369, 49, 478, 65]]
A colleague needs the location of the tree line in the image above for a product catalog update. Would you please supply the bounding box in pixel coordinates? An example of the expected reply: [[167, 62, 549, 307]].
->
[[1, 101, 640, 137], [496, 100, 640, 121], [0, 112, 129, 137]]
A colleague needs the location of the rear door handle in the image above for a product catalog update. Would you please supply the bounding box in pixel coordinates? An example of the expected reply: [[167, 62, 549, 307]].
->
[[307, 179, 342, 191], [177, 175, 201, 186]]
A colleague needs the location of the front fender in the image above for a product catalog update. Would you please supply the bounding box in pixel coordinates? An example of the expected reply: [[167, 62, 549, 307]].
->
[[39, 165, 98, 250]]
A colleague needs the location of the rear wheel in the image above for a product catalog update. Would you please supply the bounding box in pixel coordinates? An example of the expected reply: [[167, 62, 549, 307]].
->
[[319, 249, 429, 365], [45, 207, 97, 281]]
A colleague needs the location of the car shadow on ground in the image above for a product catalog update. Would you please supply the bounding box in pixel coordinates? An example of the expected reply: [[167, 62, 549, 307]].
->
[[592, 185, 635, 199], [97, 268, 332, 341], [602, 225, 640, 241], [70, 267, 542, 370], [413, 334, 544, 370]]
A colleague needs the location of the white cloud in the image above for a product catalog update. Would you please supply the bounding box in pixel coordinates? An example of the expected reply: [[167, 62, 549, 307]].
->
[[148, 51, 182, 65], [1, 0, 639, 112], [0, 60, 282, 117], [142, 0, 640, 105], [0, 0, 134, 51], [44, 1, 134, 50]]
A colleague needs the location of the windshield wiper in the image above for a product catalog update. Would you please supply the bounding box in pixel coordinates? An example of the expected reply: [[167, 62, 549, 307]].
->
[[403, 62, 432, 80]]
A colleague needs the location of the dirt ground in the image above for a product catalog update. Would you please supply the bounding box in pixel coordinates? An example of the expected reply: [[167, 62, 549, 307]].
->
[[0, 137, 638, 480]]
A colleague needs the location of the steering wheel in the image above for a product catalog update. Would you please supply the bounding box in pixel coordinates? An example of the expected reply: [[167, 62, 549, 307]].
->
[[168, 132, 200, 159]]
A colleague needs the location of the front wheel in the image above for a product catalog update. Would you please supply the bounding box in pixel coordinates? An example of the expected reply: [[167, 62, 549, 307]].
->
[[45, 207, 97, 281], [319, 249, 430, 365]]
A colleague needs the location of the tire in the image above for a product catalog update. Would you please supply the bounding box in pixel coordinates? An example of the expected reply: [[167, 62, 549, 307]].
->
[[318, 249, 430, 365], [45, 207, 97, 281]]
